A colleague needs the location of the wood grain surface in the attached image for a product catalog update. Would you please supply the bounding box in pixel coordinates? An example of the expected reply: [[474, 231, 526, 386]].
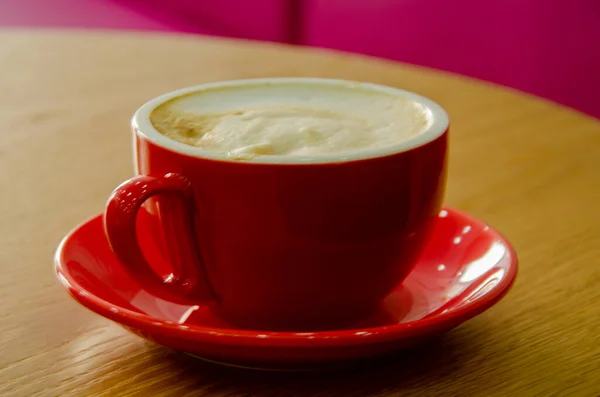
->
[[1, 30, 599, 397]]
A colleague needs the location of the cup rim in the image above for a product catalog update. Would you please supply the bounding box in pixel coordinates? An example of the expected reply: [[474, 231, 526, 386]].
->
[[132, 77, 449, 164]]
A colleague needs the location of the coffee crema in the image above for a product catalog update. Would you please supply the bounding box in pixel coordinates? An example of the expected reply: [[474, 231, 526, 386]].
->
[[149, 83, 432, 158]]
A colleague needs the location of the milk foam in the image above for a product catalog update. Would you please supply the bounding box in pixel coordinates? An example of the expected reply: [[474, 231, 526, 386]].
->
[[150, 83, 432, 158]]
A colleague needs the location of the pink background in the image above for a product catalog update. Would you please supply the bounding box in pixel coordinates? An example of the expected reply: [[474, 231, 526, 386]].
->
[[1, 0, 599, 118]]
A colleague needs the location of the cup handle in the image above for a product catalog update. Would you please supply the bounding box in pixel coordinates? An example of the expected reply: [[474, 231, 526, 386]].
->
[[104, 173, 215, 303]]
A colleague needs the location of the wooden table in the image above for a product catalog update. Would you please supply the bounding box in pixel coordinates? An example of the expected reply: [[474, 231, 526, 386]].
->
[[1, 30, 599, 397]]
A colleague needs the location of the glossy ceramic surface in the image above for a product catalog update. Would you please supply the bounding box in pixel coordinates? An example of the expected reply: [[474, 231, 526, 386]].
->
[[104, 78, 449, 331], [56, 207, 517, 370]]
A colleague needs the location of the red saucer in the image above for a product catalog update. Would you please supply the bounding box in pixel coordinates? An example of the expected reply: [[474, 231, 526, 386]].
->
[[55, 207, 517, 370]]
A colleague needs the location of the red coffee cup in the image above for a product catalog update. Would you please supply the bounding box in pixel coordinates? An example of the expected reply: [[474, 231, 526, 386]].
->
[[104, 78, 449, 331]]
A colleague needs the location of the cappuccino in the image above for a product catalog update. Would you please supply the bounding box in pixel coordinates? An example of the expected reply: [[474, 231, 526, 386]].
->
[[149, 82, 432, 158]]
